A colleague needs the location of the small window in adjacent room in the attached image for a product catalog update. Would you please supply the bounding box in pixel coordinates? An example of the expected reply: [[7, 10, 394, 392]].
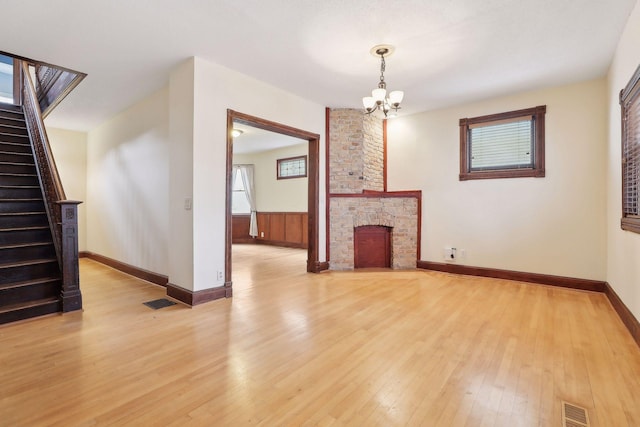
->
[[277, 155, 307, 179], [232, 168, 251, 214], [459, 105, 546, 180], [620, 64, 640, 234]]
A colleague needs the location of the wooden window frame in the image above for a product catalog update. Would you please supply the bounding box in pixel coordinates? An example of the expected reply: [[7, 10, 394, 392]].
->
[[459, 105, 546, 181], [277, 155, 307, 180], [620, 64, 640, 234]]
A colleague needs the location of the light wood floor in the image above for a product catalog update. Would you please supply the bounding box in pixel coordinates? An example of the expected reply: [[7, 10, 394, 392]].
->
[[1, 245, 640, 426]]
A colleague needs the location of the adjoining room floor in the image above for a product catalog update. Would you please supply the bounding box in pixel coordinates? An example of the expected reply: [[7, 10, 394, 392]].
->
[[1, 246, 639, 426]]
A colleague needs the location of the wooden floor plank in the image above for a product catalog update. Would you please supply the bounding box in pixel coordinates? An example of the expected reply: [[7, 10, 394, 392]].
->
[[0, 244, 639, 426]]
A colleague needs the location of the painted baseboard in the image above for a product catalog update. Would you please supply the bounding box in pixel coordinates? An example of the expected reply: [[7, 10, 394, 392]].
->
[[417, 261, 606, 292], [418, 260, 640, 348], [82, 251, 168, 287], [166, 282, 230, 306], [604, 282, 640, 348]]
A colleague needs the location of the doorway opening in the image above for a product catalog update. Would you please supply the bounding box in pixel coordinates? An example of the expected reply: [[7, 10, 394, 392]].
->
[[225, 110, 321, 294]]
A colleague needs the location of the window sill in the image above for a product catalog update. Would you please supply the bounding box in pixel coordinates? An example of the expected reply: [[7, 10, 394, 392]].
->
[[459, 168, 545, 181], [621, 217, 640, 234]]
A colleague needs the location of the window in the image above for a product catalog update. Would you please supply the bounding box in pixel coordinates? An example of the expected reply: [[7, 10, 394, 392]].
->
[[277, 155, 307, 179], [459, 106, 546, 180], [0, 54, 13, 104], [232, 168, 251, 214], [621, 64, 640, 233]]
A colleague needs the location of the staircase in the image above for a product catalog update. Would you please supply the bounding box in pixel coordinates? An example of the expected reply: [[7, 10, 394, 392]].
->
[[0, 103, 62, 324]]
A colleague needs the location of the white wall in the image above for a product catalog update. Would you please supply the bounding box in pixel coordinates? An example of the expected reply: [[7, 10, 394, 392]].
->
[[234, 142, 308, 212], [86, 86, 170, 275], [47, 128, 88, 252], [387, 78, 608, 280], [169, 57, 326, 292], [606, 0, 640, 320]]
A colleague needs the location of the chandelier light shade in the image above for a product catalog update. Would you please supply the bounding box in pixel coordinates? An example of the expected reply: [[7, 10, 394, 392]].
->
[[363, 44, 404, 117]]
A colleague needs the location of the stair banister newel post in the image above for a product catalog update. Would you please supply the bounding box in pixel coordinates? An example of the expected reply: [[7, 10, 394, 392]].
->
[[58, 201, 82, 311], [19, 60, 83, 313]]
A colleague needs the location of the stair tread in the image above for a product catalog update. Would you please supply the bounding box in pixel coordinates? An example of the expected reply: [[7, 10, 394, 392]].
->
[[0, 140, 30, 146], [0, 297, 60, 315], [0, 258, 58, 269], [0, 241, 53, 250], [0, 277, 60, 291], [0, 161, 35, 166], [0, 124, 27, 130], [0, 151, 31, 156], [0, 211, 46, 216], [0, 185, 40, 188], [0, 173, 38, 177], [0, 198, 43, 201], [0, 226, 49, 232], [0, 132, 28, 137]]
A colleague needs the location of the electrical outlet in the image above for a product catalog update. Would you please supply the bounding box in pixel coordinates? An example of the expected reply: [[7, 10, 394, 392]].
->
[[444, 247, 457, 262], [260, 231, 264, 238], [217, 270, 224, 281]]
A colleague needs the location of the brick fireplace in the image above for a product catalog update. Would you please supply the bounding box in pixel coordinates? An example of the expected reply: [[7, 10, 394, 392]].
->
[[328, 109, 420, 270]]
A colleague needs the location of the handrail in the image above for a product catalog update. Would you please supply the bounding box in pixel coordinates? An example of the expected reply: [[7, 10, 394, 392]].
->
[[21, 61, 65, 264], [20, 60, 82, 312]]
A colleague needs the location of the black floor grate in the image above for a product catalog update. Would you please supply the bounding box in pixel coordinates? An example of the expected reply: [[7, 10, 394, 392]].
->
[[143, 298, 177, 310]]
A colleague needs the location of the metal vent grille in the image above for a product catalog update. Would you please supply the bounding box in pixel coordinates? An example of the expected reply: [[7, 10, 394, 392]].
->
[[562, 401, 589, 427]]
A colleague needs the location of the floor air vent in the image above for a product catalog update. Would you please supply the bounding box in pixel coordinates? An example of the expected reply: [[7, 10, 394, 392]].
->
[[562, 401, 589, 427], [143, 298, 177, 310]]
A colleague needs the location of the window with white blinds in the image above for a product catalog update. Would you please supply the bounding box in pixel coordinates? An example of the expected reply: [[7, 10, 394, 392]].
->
[[620, 64, 640, 233], [459, 106, 546, 180], [469, 117, 533, 170]]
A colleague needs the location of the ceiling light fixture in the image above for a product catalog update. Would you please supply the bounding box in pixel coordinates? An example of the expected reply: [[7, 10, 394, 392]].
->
[[362, 44, 404, 118], [231, 129, 244, 138]]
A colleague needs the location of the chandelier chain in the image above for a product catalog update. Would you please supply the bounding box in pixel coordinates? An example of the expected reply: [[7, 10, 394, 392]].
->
[[379, 55, 386, 86]]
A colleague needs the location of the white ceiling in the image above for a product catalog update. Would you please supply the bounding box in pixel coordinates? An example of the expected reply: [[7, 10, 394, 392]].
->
[[232, 123, 306, 155], [1, 0, 635, 131]]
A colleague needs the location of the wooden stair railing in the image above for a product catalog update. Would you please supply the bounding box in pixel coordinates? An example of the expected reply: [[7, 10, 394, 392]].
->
[[19, 61, 82, 313], [34, 64, 85, 118]]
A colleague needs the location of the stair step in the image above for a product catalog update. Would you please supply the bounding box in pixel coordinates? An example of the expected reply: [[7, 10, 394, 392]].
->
[[0, 133, 29, 144], [0, 162, 36, 174], [0, 124, 28, 136], [0, 212, 48, 228], [0, 185, 42, 199], [0, 226, 51, 245], [0, 241, 56, 263], [0, 151, 33, 163], [0, 173, 39, 186], [0, 199, 45, 214], [0, 278, 60, 307], [0, 255, 56, 266], [0, 103, 23, 112], [0, 109, 24, 122], [0, 141, 32, 154], [0, 258, 60, 286], [0, 297, 61, 325], [0, 116, 26, 127]]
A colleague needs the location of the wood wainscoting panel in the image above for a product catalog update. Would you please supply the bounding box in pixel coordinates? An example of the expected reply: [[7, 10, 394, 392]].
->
[[285, 213, 303, 244], [270, 213, 286, 242], [255, 212, 308, 249], [232, 215, 253, 243]]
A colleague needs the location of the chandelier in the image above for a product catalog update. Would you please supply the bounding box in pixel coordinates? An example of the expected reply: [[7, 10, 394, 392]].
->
[[362, 45, 404, 117]]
